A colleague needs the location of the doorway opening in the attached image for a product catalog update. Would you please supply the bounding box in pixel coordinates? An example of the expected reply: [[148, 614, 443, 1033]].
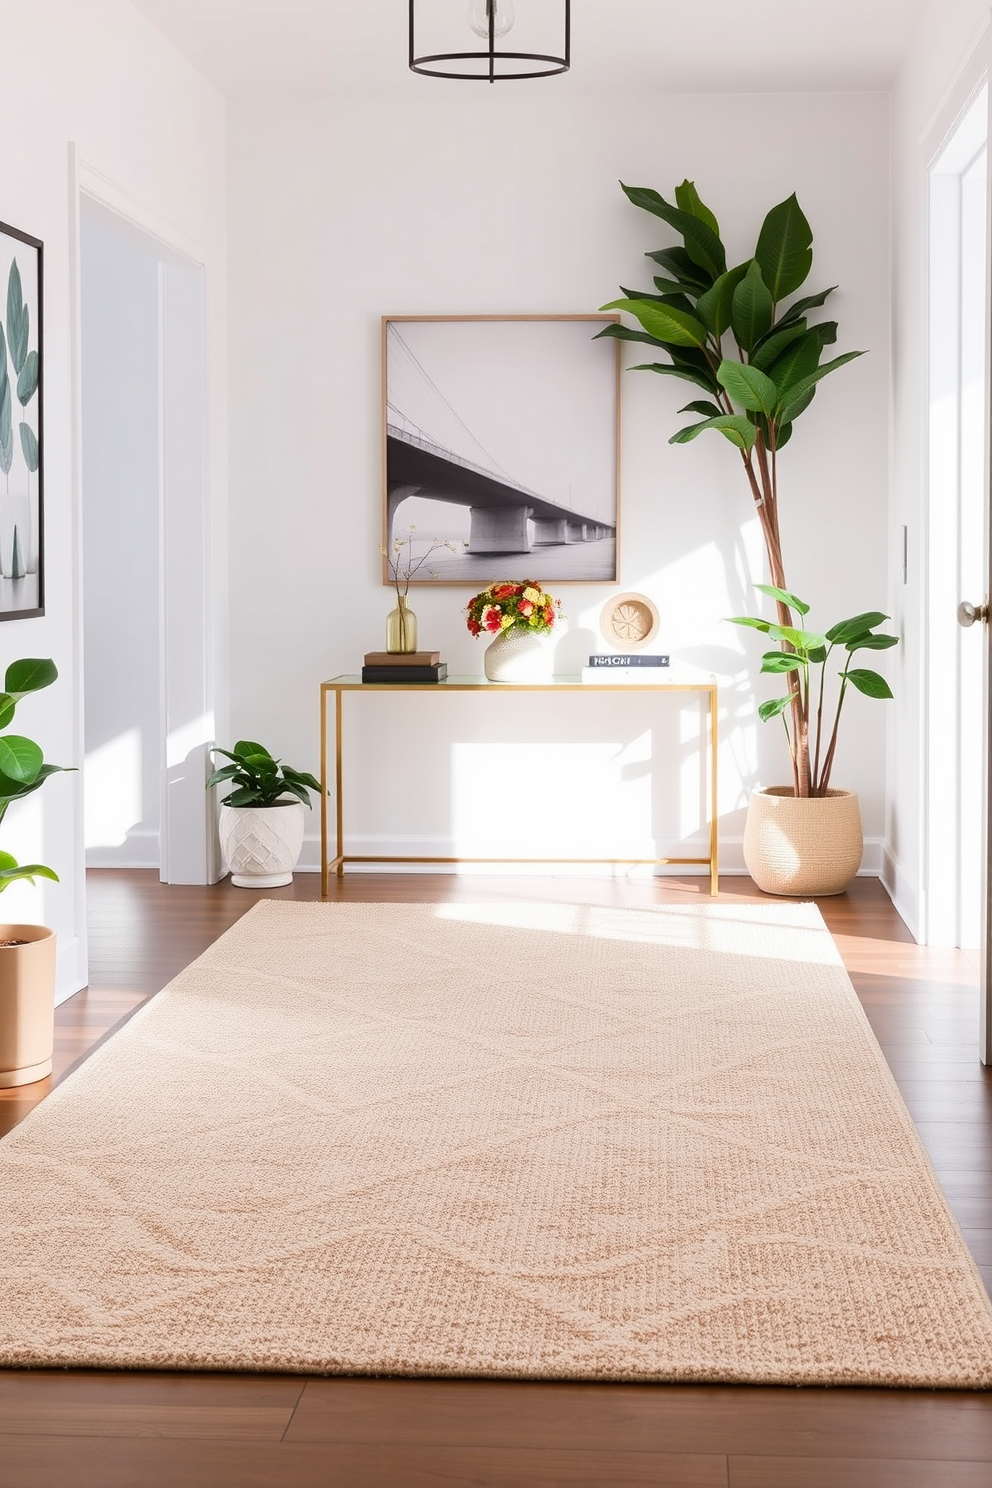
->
[[78, 193, 218, 884]]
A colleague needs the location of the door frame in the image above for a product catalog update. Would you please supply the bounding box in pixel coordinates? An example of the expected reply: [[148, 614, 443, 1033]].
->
[[69, 147, 223, 913], [920, 38, 992, 1064]]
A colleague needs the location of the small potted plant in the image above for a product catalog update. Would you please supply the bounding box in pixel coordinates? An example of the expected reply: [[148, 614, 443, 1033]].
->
[[729, 586, 898, 894], [207, 740, 322, 888], [0, 658, 71, 1088], [466, 581, 563, 681]]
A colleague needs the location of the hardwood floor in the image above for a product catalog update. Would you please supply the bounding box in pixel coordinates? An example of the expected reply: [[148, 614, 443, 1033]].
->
[[1, 869, 990, 1487]]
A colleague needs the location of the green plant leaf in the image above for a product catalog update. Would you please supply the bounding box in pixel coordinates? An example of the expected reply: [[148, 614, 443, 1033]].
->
[[619, 183, 727, 278], [276, 779, 314, 807], [777, 285, 837, 327], [768, 625, 826, 652], [19, 422, 38, 473], [674, 178, 721, 236], [232, 739, 273, 760], [846, 632, 899, 652], [0, 861, 58, 890], [7, 260, 28, 373], [758, 696, 793, 722], [754, 193, 813, 302], [593, 323, 667, 348], [717, 359, 778, 417], [4, 658, 57, 697], [669, 414, 756, 450], [760, 653, 804, 673], [0, 735, 43, 784], [763, 328, 824, 391], [750, 321, 809, 371], [628, 362, 721, 393], [205, 764, 241, 788], [775, 421, 794, 450], [777, 350, 866, 420], [825, 612, 889, 643], [644, 246, 712, 290], [811, 319, 838, 347], [280, 767, 322, 793], [846, 668, 893, 699], [695, 261, 751, 336], [730, 261, 773, 351], [727, 615, 773, 632], [0, 694, 14, 729], [678, 400, 724, 418], [16, 350, 38, 407], [0, 378, 11, 477], [753, 583, 810, 615], [808, 645, 828, 664], [222, 786, 265, 807], [0, 762, 70, 808], [601, 297, 710, 349]]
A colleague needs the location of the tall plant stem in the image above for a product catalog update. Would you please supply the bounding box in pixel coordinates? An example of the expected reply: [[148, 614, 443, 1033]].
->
[[811, 646, 831, 796], [742, 434, 808, 795], [818, 668, 852, 795]]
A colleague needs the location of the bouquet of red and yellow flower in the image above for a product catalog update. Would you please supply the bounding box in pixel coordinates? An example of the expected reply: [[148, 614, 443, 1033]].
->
[[466, 582, 561, 638]]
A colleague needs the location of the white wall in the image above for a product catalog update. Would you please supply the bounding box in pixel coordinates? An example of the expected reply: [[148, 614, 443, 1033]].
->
[[888, 0, 991, 937], [0, 0, 226, 998], [227, 89, 890, 871], [81, 207, 161, 869]]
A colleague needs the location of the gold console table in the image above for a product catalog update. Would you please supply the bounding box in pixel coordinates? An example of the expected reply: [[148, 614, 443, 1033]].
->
[[319, 675, 719, 895]]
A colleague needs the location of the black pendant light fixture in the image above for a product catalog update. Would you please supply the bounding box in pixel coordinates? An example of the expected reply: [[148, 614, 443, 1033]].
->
[[409, 1, 570, 83]]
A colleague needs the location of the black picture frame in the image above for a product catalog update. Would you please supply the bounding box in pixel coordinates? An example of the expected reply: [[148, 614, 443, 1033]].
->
[[0, 220, 43, 620]]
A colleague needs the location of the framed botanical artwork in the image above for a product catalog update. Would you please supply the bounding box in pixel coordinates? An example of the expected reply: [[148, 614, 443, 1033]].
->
[[382, 315, 620, 585], [0, 221, 43, 620]]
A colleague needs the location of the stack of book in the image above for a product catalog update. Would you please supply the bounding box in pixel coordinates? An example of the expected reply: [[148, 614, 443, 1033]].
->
[[362, 651, 447, 683], [582, 653, 671, 683]]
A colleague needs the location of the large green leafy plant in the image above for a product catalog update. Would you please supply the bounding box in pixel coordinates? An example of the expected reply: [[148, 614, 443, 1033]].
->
[[600, 180, 892, 796], [207, 741, 321, 809], [0, 659, 70, 890]]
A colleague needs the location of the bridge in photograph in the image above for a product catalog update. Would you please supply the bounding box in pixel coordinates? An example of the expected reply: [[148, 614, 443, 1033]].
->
[[385, 326, 614, 555]]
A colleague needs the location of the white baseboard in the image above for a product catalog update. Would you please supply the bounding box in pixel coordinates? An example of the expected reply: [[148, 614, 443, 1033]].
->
[[86, 830, 160, 871], [880, 845, 920, 942], [297, 833, 885, 878]]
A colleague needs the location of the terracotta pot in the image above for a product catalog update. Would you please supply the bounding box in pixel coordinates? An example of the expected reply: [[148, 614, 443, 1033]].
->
[[218, 800, 306, 888], [743, 786, 863, 897], [0, 923, 57, 1088], [484, 627, 553, 682]]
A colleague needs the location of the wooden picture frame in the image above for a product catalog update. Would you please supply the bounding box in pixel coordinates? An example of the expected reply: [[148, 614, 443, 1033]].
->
[[0, 220, 43, 621], [382, 315, 620, 586]]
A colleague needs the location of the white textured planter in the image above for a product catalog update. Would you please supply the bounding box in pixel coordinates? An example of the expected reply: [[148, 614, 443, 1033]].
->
[[0, 924, 57, 1088], [484, 626, 553, 683], [219, 801, 306, 888], [743, 786, 863, 897]]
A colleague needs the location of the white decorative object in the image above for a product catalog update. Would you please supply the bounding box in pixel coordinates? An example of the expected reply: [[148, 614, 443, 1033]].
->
[[218, 801, 306, 888], [484, 627, 553, 682]]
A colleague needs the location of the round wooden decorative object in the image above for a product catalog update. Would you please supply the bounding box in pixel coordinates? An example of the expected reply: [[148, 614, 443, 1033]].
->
[[599, 593, 660, 650]]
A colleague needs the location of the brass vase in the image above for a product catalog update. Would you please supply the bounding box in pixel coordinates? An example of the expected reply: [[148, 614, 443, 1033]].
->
[[386, 595, 418, 654]]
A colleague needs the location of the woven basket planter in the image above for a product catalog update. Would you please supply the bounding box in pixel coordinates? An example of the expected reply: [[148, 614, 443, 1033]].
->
[[743, 786, 863, 897]]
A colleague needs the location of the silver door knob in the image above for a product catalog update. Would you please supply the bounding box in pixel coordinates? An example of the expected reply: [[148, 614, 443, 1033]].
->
[[957, 599, 989, 627]]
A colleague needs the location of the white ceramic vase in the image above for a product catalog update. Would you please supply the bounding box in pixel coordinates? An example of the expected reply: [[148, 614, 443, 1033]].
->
[[218, 800, 306, 888], [743, 786, 863, 897], [484, 626, 553, 683]]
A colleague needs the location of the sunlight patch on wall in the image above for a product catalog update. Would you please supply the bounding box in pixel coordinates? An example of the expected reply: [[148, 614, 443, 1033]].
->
[[451, 738, 656, 858], [84, 728, 142, 848]]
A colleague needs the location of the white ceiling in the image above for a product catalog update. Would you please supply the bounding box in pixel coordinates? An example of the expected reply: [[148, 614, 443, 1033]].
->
[[130, 0, 931, 98]]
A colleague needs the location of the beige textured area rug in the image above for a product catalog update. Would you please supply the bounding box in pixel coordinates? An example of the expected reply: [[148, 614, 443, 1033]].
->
[[1, 898, 991, 1388]]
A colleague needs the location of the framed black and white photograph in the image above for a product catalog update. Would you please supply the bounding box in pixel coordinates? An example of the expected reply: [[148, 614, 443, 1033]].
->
[[382, 315, 620, 585], [0, 221, 43, 620]]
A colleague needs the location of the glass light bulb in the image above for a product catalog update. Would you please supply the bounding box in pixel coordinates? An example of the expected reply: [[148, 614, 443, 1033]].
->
[[467, 0, 515, 40]]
